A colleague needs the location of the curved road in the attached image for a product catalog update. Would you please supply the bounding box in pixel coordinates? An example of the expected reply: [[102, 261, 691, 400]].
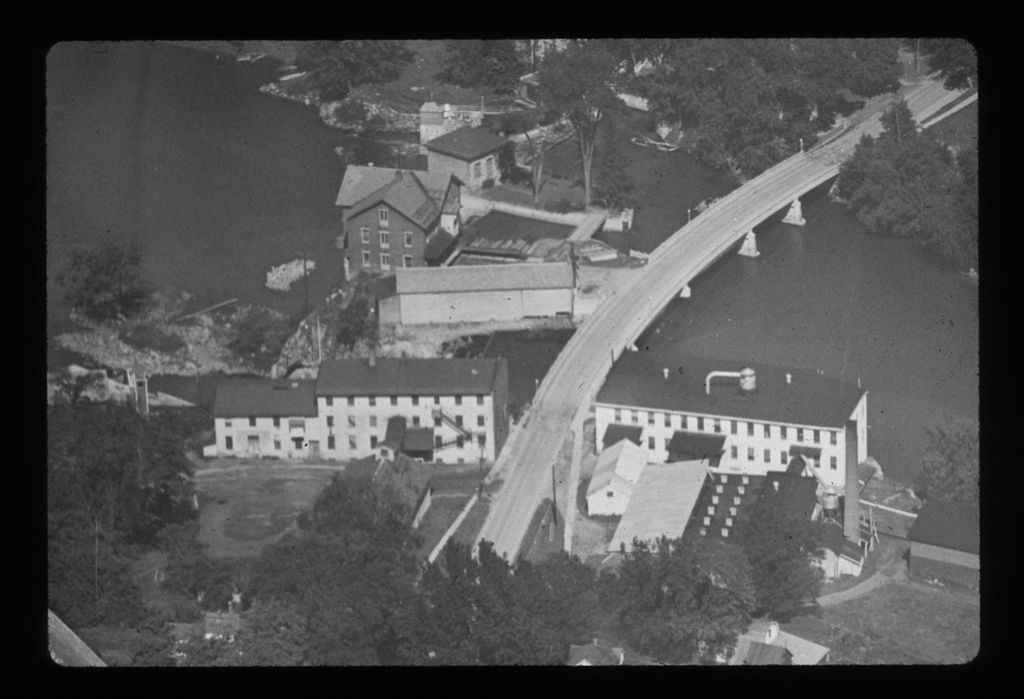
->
[[476, 79, 968, 561]]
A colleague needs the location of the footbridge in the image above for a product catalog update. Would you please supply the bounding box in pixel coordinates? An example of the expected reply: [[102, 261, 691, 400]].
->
[[476, 79, 970, 562]]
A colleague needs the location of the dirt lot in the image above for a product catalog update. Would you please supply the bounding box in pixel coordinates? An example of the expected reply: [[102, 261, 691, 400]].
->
[[194, 465, 341, 559]]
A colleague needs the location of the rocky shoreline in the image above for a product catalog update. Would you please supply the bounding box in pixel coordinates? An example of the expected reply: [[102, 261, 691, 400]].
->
[[259, 80, 419, 133]]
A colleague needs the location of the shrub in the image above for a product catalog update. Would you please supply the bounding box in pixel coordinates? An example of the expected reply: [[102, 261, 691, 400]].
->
[[120, 323, 186, 354], [228, 308, 293, 370], [482, 178, 495, 189]]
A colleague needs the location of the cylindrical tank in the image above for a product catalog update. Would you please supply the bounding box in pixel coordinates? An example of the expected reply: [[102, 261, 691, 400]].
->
[[739, 367, 756, 392], [822, 489, 840, 511]]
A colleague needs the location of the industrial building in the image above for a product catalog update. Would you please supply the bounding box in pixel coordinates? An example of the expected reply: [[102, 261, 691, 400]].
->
[[211, 357, 509, 465], [607, 460, 708, 553], [907, 499, 980, 589]]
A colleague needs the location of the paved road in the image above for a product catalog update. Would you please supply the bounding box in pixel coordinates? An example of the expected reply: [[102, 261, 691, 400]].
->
[[476, 79, 966, 562]]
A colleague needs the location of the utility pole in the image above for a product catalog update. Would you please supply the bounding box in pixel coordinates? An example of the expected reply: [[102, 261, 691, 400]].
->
[[302, 253, 310, 316], [551, 461, 558, 527]]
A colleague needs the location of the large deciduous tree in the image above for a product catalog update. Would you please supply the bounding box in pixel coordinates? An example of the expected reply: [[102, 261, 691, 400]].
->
[[298, 41, 415, 102], [920, 39, 978, 90], [591, 117, 637, 211], [539, 43, 618, 208], [440, 40, 524, 93], [916, 419, 979, 507], [56, 240, 149, 322]]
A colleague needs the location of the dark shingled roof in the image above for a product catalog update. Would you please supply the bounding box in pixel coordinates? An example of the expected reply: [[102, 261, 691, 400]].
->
[[423, 228, 457, 264], [426, 126, 508, 161], [742, 641, 792, 665], [597, 353, 865, 429], [384, 416, 436, 453], [667, 430, 726, 462], [214, 379, 318, 418], [907, 499, 979, 554], [316, 357, 505, 397], [602, 423, 643, 447], [347, 170, 441, 231]]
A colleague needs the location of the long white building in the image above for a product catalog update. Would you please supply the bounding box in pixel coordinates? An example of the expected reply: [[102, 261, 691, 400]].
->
[[212, 357, 510, 465]]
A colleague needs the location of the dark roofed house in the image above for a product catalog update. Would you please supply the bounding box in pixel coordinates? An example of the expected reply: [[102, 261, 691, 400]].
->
[[567, 638, 659, 666], [335, 166, 462, 278], [213, 379, 319, 459], [425, 126, 508, 190], [907, 499, 979, 589]]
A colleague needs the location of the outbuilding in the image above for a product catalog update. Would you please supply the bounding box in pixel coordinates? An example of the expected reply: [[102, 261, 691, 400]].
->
[[425, 126, 508, 190], [907, 499, 979, 589]]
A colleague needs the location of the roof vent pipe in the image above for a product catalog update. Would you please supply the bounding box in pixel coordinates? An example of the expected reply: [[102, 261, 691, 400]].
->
[[786, 373, 792, 384], [739, 367, 756, 392], [662, 367, 669, 379], [705, 370, 742, 394]]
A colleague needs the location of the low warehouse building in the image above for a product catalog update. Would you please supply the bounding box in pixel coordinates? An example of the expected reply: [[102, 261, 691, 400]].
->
[[907, 499, 979, 589], [380, 262, 575, 326]]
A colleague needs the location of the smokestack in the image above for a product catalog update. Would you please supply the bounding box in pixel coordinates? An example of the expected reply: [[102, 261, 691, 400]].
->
[[786, 373, 792, 384]]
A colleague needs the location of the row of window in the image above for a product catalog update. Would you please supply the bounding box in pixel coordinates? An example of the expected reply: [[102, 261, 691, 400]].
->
[[360, 228, 415, 248], [361, 251, 412, 269], [225, 417, 303, 429], [612, 408, 838, 446], [223, 433, 486, 452], [324, 414, 486, 429], [472, 156, 496, 180], [639, 433, 838, 470], [324, 395, 487, 408]]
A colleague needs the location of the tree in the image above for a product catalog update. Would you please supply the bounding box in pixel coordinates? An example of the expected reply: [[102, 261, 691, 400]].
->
[[605, 536, 755, 664], [539, 43, 618, 208], [334, 292, 376, 351], [298, 41, 415, 102], [521, 132, 547, 207], [591, 117, 638, 211], [440, 40, 524, 93], [880, 98, 917, 144], [920, 39, 977, 89], [737, 489, 823, 618], [219, 598, 311, 666], [916, 419, 979, 507], [56, 240, 149, 321]]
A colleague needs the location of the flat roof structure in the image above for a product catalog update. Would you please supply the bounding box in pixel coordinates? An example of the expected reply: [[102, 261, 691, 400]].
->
[[597, 353, 865, 429], [608, 460, 708, 552], [395, 262, 574, 295], [425, 126, 508, 161]]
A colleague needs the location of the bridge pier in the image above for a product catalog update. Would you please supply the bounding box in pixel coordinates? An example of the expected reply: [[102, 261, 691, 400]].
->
[[737, 230, 760, 258], [782, 197, 806, 226], [679, 284, 692, 298]]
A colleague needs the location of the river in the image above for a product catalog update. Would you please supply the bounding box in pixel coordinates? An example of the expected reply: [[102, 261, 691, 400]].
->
[[46, 41, 978, 484]]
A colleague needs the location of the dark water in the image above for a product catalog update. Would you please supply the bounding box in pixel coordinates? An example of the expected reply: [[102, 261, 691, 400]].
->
[[46, 41, 411, 331], [636, 186, 979, 484]]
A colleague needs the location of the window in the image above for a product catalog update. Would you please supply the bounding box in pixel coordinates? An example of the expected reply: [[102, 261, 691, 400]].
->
[[274, 439, 281, 451], [225, 420, 232, 428], [327, 435, 335, 450], [380, 253, 391, 269], [830, 456, 837, 470], [435, 436, 443, 448], [390, 396, 398, 406], [473, 161, 482, 178], [813, 429, 820, 444], [797, 428, 804, 442], [404, 231, 413, 247], [326, 416, 334, 428], [830, 431, 837, 446], [609, 492, 615, 499], [347, 415, 356, 428], [403, 255, 412, 268], [369, 416, 378, 428], [249, 416, 257, 427], [763, 424, 771, 439], [412, 416, 420, 427], [477, 395, 485, 406], [456, 416, 463, 427], [697, 416, 704, 431], [780, 425, 788, 440], [647, 412, 655, 426], [348, 436, 357, 449], [378, 208, 389, 226], [379, 231, 390, 247], [730, 420, 737, 435], [648, 436, 655, 450], [433, 396, 440, 405], [360, 227, 370, 243], [273, 417, 280, 428], [781, 451, 787, 464], [325, 397, 333, 407], [731, 446, 738, 459], [714, 419, 722, 433], [614, 409, 622, 422], [747, 447, 755, 461], [456, 437, 464, 449], [631, 412, 639, 425], [434, 417, 441, 427], [371, 436, 378, 448], [764, 449, 771, 463], [225, 436, 233, 450], [362, 251, 370, 266], [747, 422, 754, 437], [455, 396, 462, 406], [369, 397, 376, 407], [478, 435, 486, 447], [664, 414, 671, 428], [486, 156, 494, 177], [477, 415, 485, 427]]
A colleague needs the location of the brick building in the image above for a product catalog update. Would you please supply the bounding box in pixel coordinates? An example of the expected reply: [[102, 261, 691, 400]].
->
[[425, 126, 508, 191]]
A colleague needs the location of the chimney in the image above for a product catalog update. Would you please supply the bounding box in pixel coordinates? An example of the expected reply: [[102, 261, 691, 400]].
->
[[766, 621, 779, 644], [662, 367, 669, 379], [368, 352, 377, 368], [772, 480, 779, 491], [786, 373, 792, 384]]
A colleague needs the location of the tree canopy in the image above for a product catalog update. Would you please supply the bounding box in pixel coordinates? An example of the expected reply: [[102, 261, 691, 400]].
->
[[297, 41, 415, 101], [916, 419, 979, 507], [439, 40, 524, 93], [56, 240, 150, 321], [920, 39, 977, 89], [835, 99, 978, 270]]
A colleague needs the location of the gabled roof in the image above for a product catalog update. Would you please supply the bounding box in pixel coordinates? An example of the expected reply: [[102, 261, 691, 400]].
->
[[567, 639, 623, 666], [396, 262, 573, 294], [425, 126, 508, 161], [384, 416, 435, 453], [316, 357, 504, 397], [734, 621, 830, 665], [213, 379, 318, 418], [907, 499, 979, 554], [741, 641, 791, 665], [597, 353, 866, 429], [667, 430, 726, 462], [602, 423, 643, 447], [346, 170, 441, 231], [608, 460, 708, 552], [423, 228, 457, 265], [587, 438, 648, 499], [336, 166, 456, 209]]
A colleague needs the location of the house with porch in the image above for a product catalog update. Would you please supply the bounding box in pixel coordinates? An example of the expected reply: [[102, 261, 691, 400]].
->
[[336, 166, 462, 278]]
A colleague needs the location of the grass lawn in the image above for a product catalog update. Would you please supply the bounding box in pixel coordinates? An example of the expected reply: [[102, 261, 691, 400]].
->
[[520, 498, 565, 564], [415, 493, 471, 560], [195, 468, 337, 559], [928, 99, 977, 152], [785, 581, 979, 664], [450, 496, 491, 549]]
